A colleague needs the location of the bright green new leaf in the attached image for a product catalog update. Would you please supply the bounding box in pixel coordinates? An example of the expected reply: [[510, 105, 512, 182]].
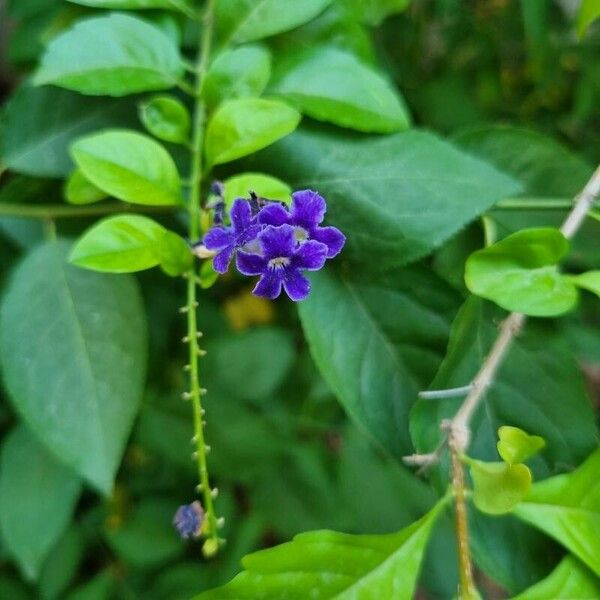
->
[[465, 228, 578, 316], [71, 130, 181, 206], [0, 241, 147, 494], [216, 0, 333, 44], [497, 426, 546, 465], [271, 47, 410, 133], [34, 14, 184, 96], [577, 0, 600, 38], [512, 447, 600, 576], [469, 460, 532, 515], [203, 45, 272, 108], [195, 498, 446, 599], [0, 85, 137, 177], [199, 260, 219, 289], [64, 170, 107, 205], [138, 96, 190, 144], [0, 426, 81, 581], [67, 0, 193, 13], [70, 215, 169, 273], [157, 230, 193, 276], [512, 555, 600, 600], [222, 172, 291, 207], [205, 98, 301, 165], [570, 271, 600, 298]]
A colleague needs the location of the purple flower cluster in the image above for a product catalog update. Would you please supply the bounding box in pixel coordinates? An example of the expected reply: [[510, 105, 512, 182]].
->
[[203, 190, 345, 302]]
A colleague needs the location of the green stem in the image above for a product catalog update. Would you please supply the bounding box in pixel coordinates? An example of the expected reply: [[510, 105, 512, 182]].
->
[[0, 202, 176, 219], [495, 197, 574, 210], [185, 0, 219, 557]]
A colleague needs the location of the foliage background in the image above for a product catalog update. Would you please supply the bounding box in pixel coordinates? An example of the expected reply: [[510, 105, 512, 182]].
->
[[0, 1, 598, 599]]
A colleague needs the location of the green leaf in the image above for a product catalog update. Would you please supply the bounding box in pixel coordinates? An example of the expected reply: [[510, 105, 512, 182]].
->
[[299, 267, 460, 460], [341, 0, 410, 25], [0, 84, 137, 177], [253, 127, 521, 268], [512, 447, 600, 576], [216, 0, 333, 45], [271, 47, 410, 133], [138, 95, 190, 144], [469, 460, 531, 515], [34, 14, 183, 96], [199, 260, 219, 289], [0, 240, 148, 493], [71, 130, 181, 206], [70, 215, 170, 273], [497, 426, 545, 465], [465, 228, 578, 317], [64, 170, 107, 205], [570, 271, 600, 299], [511, 556, 600, 600], [157, 229, 193, 276], [203, 45, 272, 108], [205, 98, 301, 166], [577, 0, 600, 38], [194, 498, 446, 599], [64, 571, 116, 600], [222, 172, 291, 207], [0, 426, 81, 580], [67, 0, 193, 13]]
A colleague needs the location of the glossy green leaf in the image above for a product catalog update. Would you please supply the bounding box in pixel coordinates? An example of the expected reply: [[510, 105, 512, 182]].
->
[[138, 95, 190, 144], [216, 0, 333, 44], [205, 98, 301, 165], [203, 45, 272, 108], [570, 271, 600, 298], [469, 460, 531, 515], [512, 447, 600, 576], [222, 172, 291, 206], [0, 84, 137, 177], [497, 426, 545, 465], [34, 14, 183, 96], [342, 0, 410, 25], [0, 426, 81, 580], [67, 0, 193, 13], [64, 170, 107, 205], [199, 260, 219, 289], [0, 241, 147, 494], [271, 47, 410, 132], [577, 0, 600, 37], [299, 267, 460, 460], [71, 130, 181, 205], [157, 229, 193, 276], [465, 228, 578, 317], [512, 556, 600, 600], [195, 498, 446, 599], [70, 215, 169, 273]]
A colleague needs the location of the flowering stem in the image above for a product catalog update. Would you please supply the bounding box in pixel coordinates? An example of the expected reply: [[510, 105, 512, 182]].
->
[[184, 0, 219, 555]]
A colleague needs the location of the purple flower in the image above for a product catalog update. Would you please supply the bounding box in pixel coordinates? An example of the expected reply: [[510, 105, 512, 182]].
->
[[258, 189, 345, 258], [173, 501, 204, 539], [236, 224, 327, 301], [203, 199, 261, 273]]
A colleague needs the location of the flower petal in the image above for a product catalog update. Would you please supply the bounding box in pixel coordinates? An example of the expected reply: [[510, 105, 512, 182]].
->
[[213, 245, 234, 273], [236, 250, 267, 276], [258, 224, 296, 260], [230, 198, 253, 233], [283, 269, 311, 301], [253, 271, 283, 299], [257, 203, 290, 227], [294, 240, 327, 271], [311, 226, 346, 258], [204, 226, 233, 251], [291, 190, 326, 229]]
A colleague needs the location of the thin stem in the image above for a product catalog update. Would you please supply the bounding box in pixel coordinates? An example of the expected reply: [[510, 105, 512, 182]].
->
[[495, 197, 574, 210], [185, 0, 219, 556], [418, 385, 474, 400], [0, 202, 176, 219]]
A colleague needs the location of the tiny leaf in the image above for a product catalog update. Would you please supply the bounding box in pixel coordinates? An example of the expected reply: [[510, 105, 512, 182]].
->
[[157, 230, 193, 276], [497, 426, 545, 465], [222, 172, 291, 207], [570, 271, 600, 299], [138, 95, 190, 144], [64, 170, 107, 205]]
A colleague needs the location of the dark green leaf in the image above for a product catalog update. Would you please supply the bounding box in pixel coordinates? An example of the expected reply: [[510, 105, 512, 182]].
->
[[0, 426, 81, 580], [139, 95, 190, 144], [71, 130, 181, 205], [341, 0, 410, 25], [34, 14, 184, 96], [67, 0, 193, 13], [0, 241, 148, 493], [64, 571, 116, 600], [497, 426, 545, 465], [64, 170, 107, 205], [512, 447, 600, 576], [203, 45, 272, 108], [271, 47, 409, 132], [205, 98, 301, 166], [253, 127, 521, 268]]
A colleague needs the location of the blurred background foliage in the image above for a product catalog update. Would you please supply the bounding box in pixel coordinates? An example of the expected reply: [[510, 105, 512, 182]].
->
[[0, 1, 598, 599]]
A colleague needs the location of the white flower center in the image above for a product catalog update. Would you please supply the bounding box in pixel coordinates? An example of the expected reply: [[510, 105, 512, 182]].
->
[[268, 256, 291, 269], [294, 227, 309, 241]]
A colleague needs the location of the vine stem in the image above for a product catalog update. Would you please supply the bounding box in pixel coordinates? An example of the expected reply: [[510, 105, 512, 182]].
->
[[0, 202, 175, 219], [184, 0, 219, 556]]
